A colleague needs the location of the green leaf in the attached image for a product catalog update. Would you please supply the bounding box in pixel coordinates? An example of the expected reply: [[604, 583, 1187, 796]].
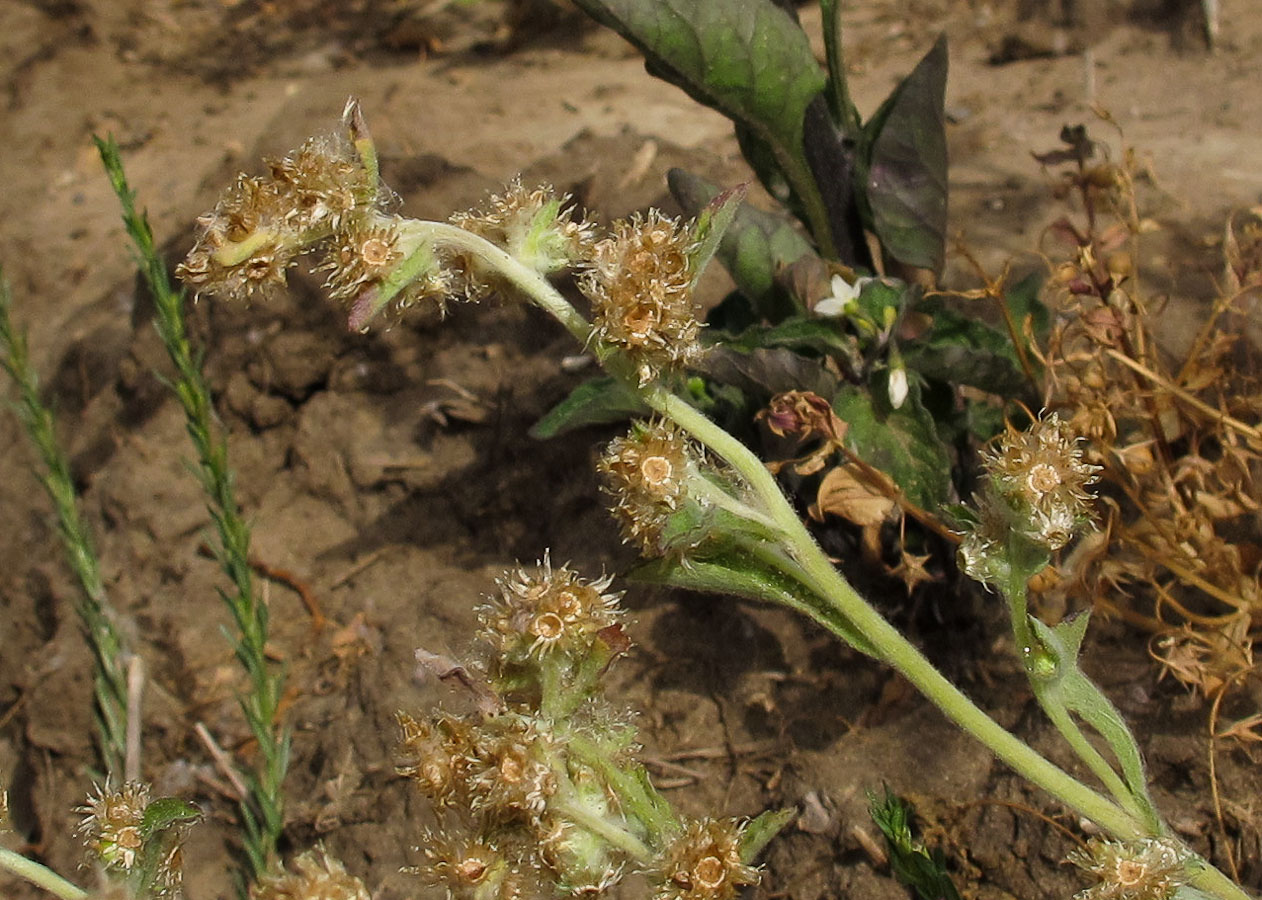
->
[[571, 0, 826, 206], [669, 168, 816, 320], [700, 346, 838, 400], [903, 299, 1028, 394], [1003, 270, 1050, 352], [741, 808, 796, 862], [689, 183, 748, 289], [530, 376, 648, 439], [869, 789, 962, 900], [141, 797, 203, 837], [861, 35, 949, 272], [632, 545, 878, 657], [832, 378, 951, 510]]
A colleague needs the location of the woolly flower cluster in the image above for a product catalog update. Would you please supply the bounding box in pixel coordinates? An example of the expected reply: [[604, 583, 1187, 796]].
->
[[250, 849, 371, 900], [1068, 838, 1186, 900], [598, 420, 709, 556], [655, 818, 760, 900], [582, 211, 703, 384], [76, 782, 198, 900], [959, 413, 1100, 584], [479, 554, 623, 661]]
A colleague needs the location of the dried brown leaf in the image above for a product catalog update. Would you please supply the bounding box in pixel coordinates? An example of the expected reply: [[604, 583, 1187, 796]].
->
[[810, 464, 896, 527]]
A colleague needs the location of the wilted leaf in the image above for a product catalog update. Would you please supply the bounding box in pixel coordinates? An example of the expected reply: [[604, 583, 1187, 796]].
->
[[832, 378, 951, 510], [700, 345, 838, 399], [670, 168, 816, 319], [530, 376, 647, 439], [861, 35, 949, 272], [811, 464, 896, 526]]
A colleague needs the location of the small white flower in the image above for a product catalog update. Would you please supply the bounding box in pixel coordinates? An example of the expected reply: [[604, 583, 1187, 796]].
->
[[888, 365, 909, 409], [815, 274, 867, 317]]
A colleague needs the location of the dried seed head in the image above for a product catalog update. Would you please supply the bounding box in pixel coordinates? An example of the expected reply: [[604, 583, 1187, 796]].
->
[[250, 848, 370, 900], [598, 420, 702, 555], [1068, 839, 1186, 900], [983, 412, 1100, 550], [177, 135, 377, 302], [464, 717, 557, 821], [583, 211, 702, 384], [480, 554, 623, 659], [78, 782, 150, 873], [452, 179, 597, 274], [417, 830, 541, 900], [654, 818, 760, 900], [395, 711, 478, 809], [319, 217, 404, 302]]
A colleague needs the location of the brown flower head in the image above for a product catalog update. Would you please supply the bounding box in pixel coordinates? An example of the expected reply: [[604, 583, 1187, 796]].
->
[[464, 716, 557, 821], [582, 210, 701, 383], [77, 782, 150, 874], [983, 412, 1100, 550], [250, 848, 370, 900], [177, 134, 377, 302], [395, 710, 479, 810], [598, 420, 705, 555], [1068, 839, 1186, 900], [654, 818, 760, 900], [417, 830, 543, 900], [479, 554, 623, 660], [451, 179, 597, 274]]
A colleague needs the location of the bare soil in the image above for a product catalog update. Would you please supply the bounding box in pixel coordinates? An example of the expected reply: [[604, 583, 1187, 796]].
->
[[1, 1, 1260, 898]]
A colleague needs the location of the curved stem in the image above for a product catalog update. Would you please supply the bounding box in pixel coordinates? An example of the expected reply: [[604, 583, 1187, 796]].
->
[[0, 848, 87, 900]]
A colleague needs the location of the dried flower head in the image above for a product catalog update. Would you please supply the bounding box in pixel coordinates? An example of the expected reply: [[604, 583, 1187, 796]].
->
[[1068, 838, 1186, 900], [396, 710, 478, 810], [78, 782, 151, 873], [464, 716, 557, 821], [418, 830, 539, 900], [479, 554, 623, 659], [654, 818, 760, 900], [583, 210, 701, 383], [177, 135, 376, 302], [319, 216, 405, 302], [250, 848, 370, 900], [984, 412, 1100, 550], [598, 420, 704, 555], [452, 179, 597, 274]]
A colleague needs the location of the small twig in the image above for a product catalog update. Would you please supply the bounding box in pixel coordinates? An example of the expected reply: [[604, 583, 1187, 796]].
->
[[1208, 689, 1241, 882], [327, 548, 388, 589], [1104, 348, 1262, 444], [124, 656, 144, 784], [194, 722, 248, 801]]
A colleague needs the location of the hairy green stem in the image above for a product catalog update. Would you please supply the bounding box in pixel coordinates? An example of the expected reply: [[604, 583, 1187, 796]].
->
[[0, 847, 87, 900]]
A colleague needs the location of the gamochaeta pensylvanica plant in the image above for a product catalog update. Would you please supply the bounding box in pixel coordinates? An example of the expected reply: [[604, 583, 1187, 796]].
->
[[173, 101, 1256, 900]]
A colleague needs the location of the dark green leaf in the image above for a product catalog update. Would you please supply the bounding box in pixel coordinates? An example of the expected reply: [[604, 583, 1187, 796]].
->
[[670, 168, 816, 320], [832, 378, 951, 510], [700, 345, 838, 400], [1003, 270, 1050, 352], [861, 35, 949, 272], [530, 376, 647, 439], [802, 97, 871, 268], [902, 300, 1028, 394], [571, 0, 825, 176]]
